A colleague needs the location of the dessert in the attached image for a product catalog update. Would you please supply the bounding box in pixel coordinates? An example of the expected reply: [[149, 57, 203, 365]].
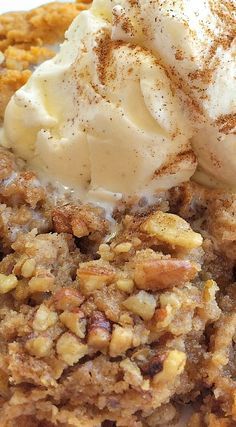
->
[[2, 0, 236, 203], [0, 1, 235, 426]]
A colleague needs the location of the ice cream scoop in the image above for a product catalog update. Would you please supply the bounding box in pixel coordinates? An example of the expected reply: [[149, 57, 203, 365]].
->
[[2, 0, 235, 206]]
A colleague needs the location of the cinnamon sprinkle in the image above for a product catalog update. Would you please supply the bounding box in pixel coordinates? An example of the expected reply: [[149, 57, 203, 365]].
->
[[152, 150, 197, 179]]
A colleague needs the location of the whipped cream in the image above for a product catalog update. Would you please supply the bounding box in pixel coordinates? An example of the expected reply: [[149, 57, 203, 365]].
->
[[2, 0, 235, 205]]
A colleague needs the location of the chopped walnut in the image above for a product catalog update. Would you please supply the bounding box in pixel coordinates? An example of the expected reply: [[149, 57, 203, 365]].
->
[[33, 304, 58, 332], [153, 350, 186, 384], [109, 325, 133, 357], [25, 336, 53, 358], [202, 279, 219, 303], [141, 211, 203, 249], [123, 291, 156, 321], [87, 311, 111, 350], [0, 273, 18, 294], [56, 332, 88, 366], [120, 359, 147, 389], [21, 258, 36, 278], [116, 278, 134, 293], [13, 279, 29, 301], [29, 276, 55, 293], [53, 288, 84, 311], [98, 243, 115, 261], [52, 204, 109, 239], [114, 242, 132, 253], [149, 306, 173, 331], [77, 261, 116, 294], [198, 280, 221, 323], [60, 310, 87, 338], [141, 353, 166, 377]]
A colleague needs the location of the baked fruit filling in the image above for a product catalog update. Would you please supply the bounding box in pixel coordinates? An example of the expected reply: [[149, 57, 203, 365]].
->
[[0, 2, 235, 427]]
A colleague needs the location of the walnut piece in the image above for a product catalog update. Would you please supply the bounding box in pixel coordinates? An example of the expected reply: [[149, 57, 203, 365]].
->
[[53, 288, 84, 311], [141, 211, 203, 249], [33, 304, 58, 332], [60, 310, 87, 338], [123, 291, 156, 321], [77, 261, 116, 294], [56, 332, 88, 366], [109, 325, 133, 357], [0, 273, 18, 294]]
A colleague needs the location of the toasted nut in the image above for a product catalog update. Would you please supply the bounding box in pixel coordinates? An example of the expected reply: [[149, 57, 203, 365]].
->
[[114, 242, 132, 253], [87, 311, 111, 350], [29, 276, 55, 293], [141, 211, 203, 249], [13, 255, 28, 276], [116, 279, 134, 293], [160, 293, 181, 309], [33, 305, 58, 331], [77, 262, 116, 294], [199, 279, 221, 322], [52, 204, 108, 238], [53, 288, 84, 311], [0, 273, 18, 294], [141, 353, 166, 377], [202, 279, 219, 303], [71, 218, 89, 238], [153, 350, 186, 384], [60, 310, 87, 338], [132, 324, 150, 347], [26, 336, 53, 358], [123, 291, 156, 321], [119, 313, 133, 326], [134, 259, 199, 290], [98, 244, 114, 262], [120, 359, 144, 388], [21, 258, 36, 278], [150, 306, 173, 331], [56, 332, 88, 365], [52, 205, 88, 237], [13, 279, 29, 301], [109, 325, 133, 357]]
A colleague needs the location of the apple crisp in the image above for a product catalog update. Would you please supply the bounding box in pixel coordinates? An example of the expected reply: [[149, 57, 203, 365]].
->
[[0, 2, 235, 427]]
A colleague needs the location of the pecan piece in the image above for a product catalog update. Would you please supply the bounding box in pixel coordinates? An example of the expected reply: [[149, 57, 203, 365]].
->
[[141, 210, 203, 249], [53, 288, 84, 311], [60, 309, 87, 338], [141, 353, 166, 377], [134, 259, 199, 290], [77, 261, 116, 294], [87, 311, 111, 350], [52, 204, 108, 238]]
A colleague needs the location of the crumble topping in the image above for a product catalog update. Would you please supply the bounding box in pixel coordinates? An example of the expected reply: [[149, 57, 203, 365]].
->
[[0, 2, 235, 426]]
